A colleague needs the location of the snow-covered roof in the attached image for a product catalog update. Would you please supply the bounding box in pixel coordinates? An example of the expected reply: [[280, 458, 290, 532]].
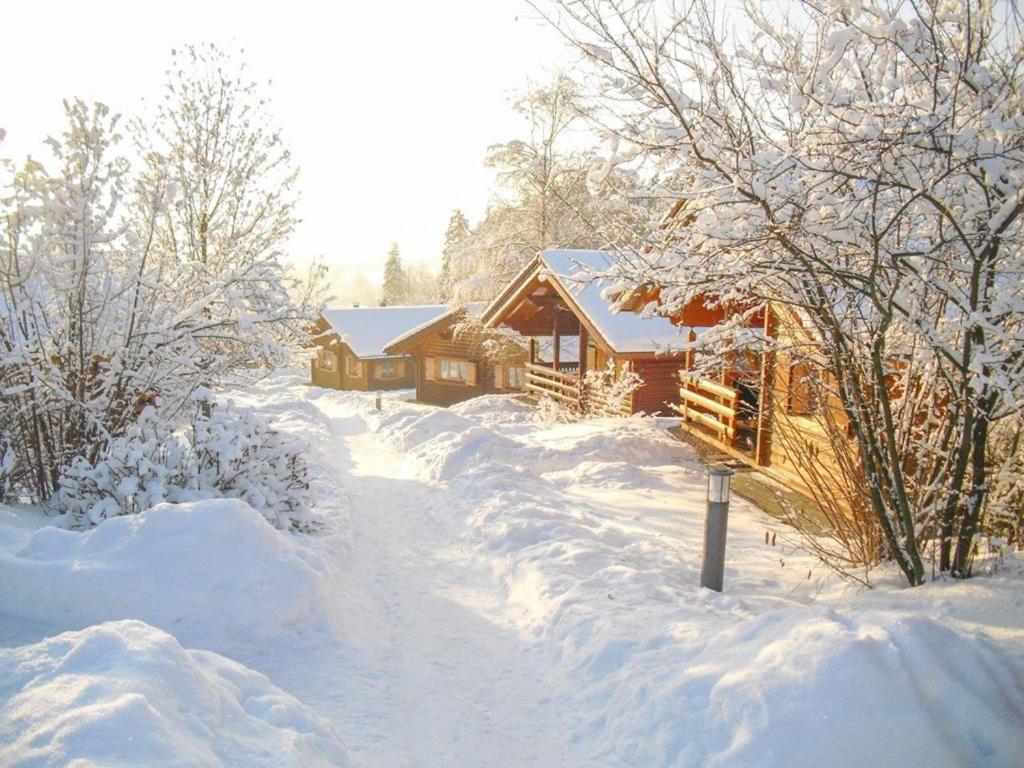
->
[[539, 250, 683, 355], [321, 305, 451, 359], [381, 302, 492, 355]]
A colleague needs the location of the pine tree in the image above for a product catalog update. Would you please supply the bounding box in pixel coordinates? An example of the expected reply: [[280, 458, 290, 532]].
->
[[440, 210, 470, 302], [381, 243, 407, 306]]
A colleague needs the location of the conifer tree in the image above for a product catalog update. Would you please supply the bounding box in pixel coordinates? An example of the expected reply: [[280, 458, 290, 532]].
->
[[381, 243, 407, 306], [440, 210, 470, 302]]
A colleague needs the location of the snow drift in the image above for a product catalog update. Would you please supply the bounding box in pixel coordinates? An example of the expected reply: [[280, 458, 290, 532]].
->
[[375, 393, 1024, 767], [0, 499, 334, 649], [0, 620, 349, 767]]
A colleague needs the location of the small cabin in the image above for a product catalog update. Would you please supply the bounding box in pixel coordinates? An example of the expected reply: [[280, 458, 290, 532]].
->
[[383, 305, 528, 407], [479, 250, 686, 415], [310, 305, 450, 392], [624, 287, 856, 500]]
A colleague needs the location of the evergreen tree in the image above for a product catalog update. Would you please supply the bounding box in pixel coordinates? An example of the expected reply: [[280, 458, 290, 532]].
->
[[381, 243, 407, 306], [440, 210, 470, 302]]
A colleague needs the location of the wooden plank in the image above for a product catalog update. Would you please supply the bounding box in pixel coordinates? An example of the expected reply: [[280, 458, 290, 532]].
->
[[526, 381, 577, 405], [526, 363, 577, 385], [679, 387, 737, 419], [672, 403, 734, 439], [682, 375, 737, 402], [526, 379, 577, 399]]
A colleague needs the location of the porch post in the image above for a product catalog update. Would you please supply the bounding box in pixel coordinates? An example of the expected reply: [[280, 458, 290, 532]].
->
[[529, 338, 537, 365], [552, 314, 560, 371], [578, 325, 589, 379], [578, 325, 590, 412], [754, 308, 775, 466]]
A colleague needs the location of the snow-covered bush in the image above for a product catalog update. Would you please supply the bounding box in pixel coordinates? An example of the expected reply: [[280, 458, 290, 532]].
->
[[535, 395, 577, 426], [56, 397, 312, 530], [56, 408, 189, 524], [583, 361, 642, 417], [189, 393, 313, 530]]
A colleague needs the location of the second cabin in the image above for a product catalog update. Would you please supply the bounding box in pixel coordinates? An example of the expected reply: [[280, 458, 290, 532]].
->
[[479, 250, 686, 415], [383, 305, 528, 407], [311, 305, 451, 392]]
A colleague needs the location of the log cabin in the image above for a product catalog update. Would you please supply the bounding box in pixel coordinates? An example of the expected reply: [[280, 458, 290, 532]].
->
[[479, 250, 686, 415], [617, 282, 858, 501], [310, 305, 451, 392], [382, 304, 528, 407], [628, 200, 860, 501]]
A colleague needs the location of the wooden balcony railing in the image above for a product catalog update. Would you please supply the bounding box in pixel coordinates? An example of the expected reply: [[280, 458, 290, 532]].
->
[[525, 362, 580, 408], [675, 375, 741, 445]]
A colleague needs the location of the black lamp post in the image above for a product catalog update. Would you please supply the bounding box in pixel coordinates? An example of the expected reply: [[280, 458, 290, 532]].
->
[[701, 465, 734, 592]]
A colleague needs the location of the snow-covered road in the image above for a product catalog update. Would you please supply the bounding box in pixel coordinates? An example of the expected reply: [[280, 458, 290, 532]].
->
[[262, 411, 581, 766]]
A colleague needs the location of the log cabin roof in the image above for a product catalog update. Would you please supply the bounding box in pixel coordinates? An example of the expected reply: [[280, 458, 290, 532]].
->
[[480, 249, 684, 356], [381, 302, 488, 355], [319, 305, 451, 359]]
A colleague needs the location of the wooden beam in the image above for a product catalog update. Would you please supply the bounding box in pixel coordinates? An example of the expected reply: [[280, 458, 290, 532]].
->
[[552, 313, 560, 370]]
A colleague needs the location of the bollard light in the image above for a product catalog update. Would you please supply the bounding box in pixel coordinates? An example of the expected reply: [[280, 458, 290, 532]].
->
[[701, 465, 734, 592], [707, 466, 732, 503], [375, 390, 382, 411]]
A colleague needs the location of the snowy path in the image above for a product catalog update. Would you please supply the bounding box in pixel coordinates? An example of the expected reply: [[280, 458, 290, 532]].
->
[[2, 380, 1021, 768], [247, 397, 587, 767]]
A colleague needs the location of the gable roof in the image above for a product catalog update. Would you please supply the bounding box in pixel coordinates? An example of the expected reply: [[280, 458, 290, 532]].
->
[[381, 302, 488, 355], [481, 249, 684, 356], [320, 305, 451, 359]]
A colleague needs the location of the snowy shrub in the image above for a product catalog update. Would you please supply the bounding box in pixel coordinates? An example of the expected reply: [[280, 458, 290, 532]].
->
[[583, 361, 643, 417], [535, 395, 577, 426], [189, 393, 313, 530], [56, 397, 312, 530], [56, 408, 189, 525]]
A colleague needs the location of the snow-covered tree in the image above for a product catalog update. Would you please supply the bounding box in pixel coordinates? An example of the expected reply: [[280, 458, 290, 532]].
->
[[449, 75, 660, 302], [440, 209, 470, 302], [381, 242, 407, 305], [536, 0, 1024, 584], [1, 50, 318, 509], [405, 261, 441, 304], [133, 43, 311, 371]]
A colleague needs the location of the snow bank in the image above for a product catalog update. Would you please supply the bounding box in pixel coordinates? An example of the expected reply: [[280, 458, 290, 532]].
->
[[0, 499, 333, 649], [567, 605, 1024, 767], [375, 394, 1024, 767], [0, 620, 349, 767]]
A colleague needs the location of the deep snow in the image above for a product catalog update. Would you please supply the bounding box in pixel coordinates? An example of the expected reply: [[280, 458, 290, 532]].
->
[[1, 374, 1022, 767]]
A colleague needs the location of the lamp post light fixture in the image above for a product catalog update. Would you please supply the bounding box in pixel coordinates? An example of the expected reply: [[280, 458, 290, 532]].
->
[[701, 465, 734, 592]]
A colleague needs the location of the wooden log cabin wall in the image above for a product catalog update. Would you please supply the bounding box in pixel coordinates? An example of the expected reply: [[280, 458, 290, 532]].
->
[[383, 307, 528, 407], [480, 250, 686, 416], [310, 305, 450, 392]]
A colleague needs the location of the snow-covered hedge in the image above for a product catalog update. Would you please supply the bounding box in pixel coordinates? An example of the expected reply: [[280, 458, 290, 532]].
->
[[56, 394, 312, 529]]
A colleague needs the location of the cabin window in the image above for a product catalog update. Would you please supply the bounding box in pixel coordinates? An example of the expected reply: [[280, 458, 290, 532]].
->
[[316, 348, 336, 371], [439, 359, 470, 383], [433, 358, 477, 385], [505, 366, 525, 389], [346, 355, 363, 377], [787, 362, 819, 417], [375, 360, 403, 380]]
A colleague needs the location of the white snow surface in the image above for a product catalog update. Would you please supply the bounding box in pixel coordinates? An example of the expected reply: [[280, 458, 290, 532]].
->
[[540, 249, 684, 354], [0, 499, 335, 649], [321, 304, 450, 358], [1, 373, 1023, 767], [0, 620, 348, 767]]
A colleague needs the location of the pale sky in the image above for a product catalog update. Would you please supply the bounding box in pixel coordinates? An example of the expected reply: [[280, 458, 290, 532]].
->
[[2, 0, 574, 303]]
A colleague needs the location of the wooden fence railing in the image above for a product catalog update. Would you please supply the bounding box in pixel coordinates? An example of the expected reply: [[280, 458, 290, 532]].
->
[[525, 363, 580, 408], [675, 375, 740, 446]]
